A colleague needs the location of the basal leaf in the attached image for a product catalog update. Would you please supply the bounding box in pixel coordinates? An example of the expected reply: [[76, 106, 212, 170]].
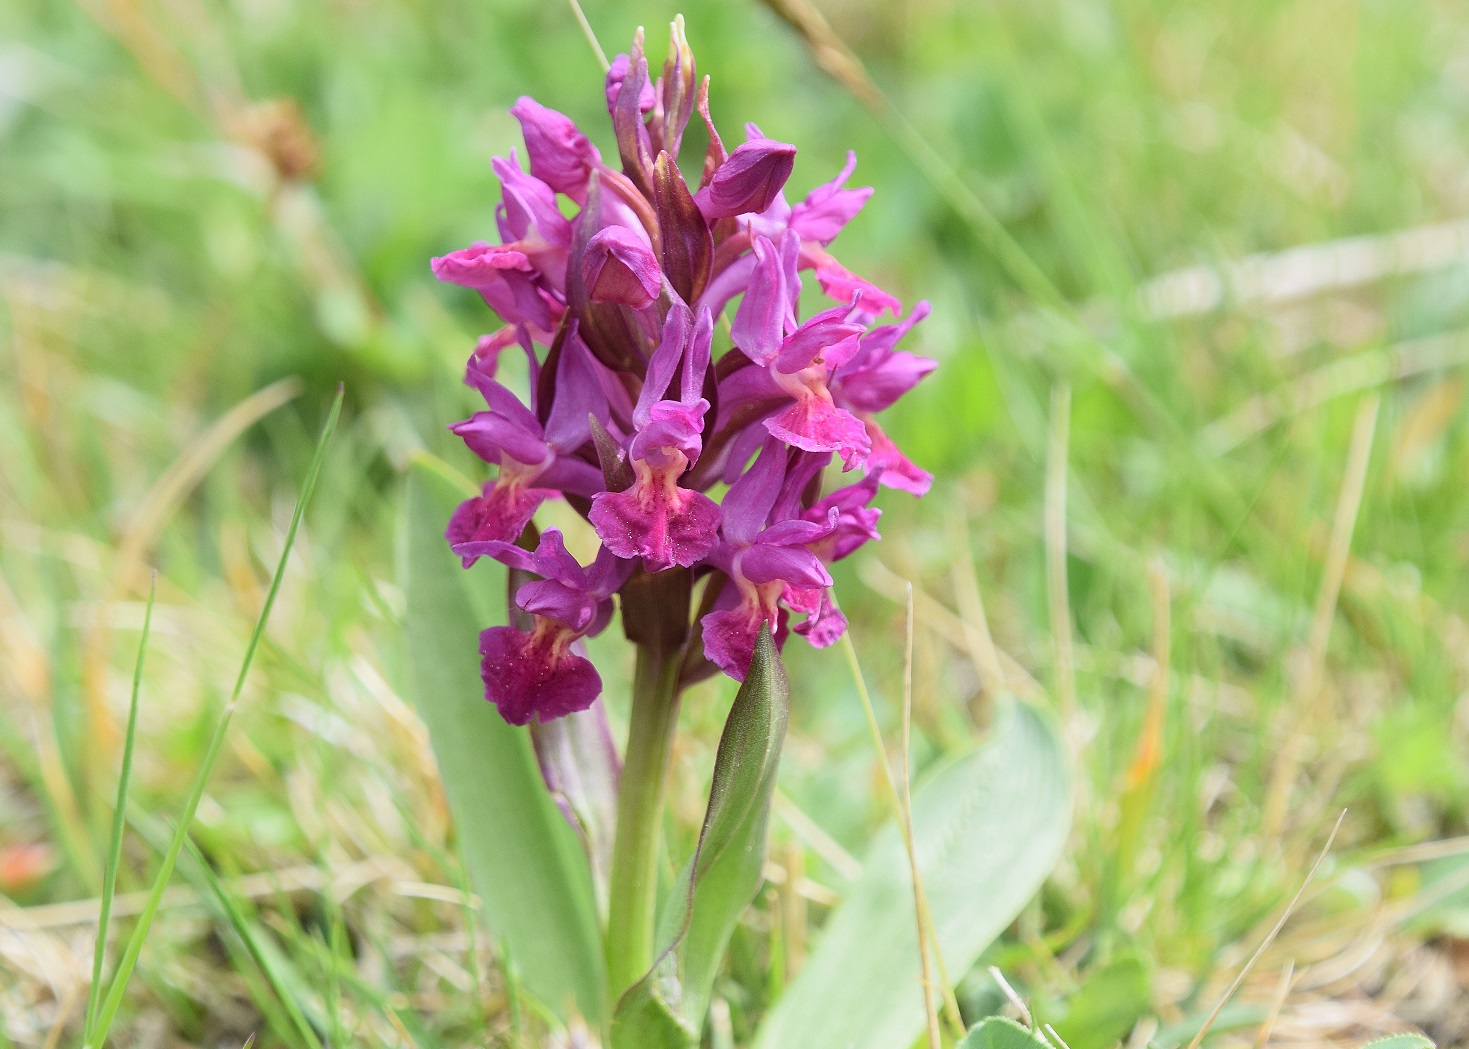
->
[[609, 982, 699, 1049], [401, 459, 605, 1023], [959, 1017, 1052, 1049], [753, 701, 1070, 1049], [611, 627, 790, 1048], [1052, 955, 1150, 1049]]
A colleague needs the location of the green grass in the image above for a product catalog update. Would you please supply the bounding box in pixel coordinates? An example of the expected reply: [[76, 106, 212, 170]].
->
[[2, 0, 1468, 1045]]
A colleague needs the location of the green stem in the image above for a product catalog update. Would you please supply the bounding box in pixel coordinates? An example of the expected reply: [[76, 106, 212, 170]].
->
[[606, 643, 683, 999]]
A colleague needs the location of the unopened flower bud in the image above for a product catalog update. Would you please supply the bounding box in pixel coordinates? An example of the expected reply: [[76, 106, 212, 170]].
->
[[582, 226, 663, 308], [695, 138, 797, 220], [511, 96, 602, 204]]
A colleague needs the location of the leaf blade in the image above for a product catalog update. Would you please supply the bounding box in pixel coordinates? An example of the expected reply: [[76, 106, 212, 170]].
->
[[84, 576, 154, 1045], [400, 460, 605, 1024], [958, 1017, 1053, 1049], [611, 627, 790, 1049], [89, 387, 343, 1048], [752, 701, 1071, 1049], [1358, 1037, 1435, 1049]]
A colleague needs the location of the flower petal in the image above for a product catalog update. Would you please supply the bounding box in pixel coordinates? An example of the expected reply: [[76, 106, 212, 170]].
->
[[775, 305, 865, 374], [516, 579, 601, 633], [432, 242, 533, 286], [493, 152, 573, 248], [542, 330, 612, 454], [480, 625, 602, 725], [789, 151, 873, 245], [788, 587, 848, 648], [802, 245, 901, 317], [739, 543, 832, 589], [511, 96, 602, 204], [450, 410, 550, 468], [731, 233, 799, 365], [447, 483, 551, 565], [837, 350, 938, 413], [765, 395, 872, 469], [590, 483, 720, 572], [864, 418, 933, 496], [630, 399, 708, 465], [700, 603, 779, 681], [583, 225, 663, 308], [720, 437, 788, 544], [606, 53, 657, 115], [636, 304, 693, 420]]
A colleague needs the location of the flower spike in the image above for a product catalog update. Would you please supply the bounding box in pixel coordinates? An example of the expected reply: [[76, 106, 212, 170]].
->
[[430, 21, 936, 719]]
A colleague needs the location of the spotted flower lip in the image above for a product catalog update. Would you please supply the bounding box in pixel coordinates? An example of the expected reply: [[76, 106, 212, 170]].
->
[[478, 626, 603, 726], [590, 305, 721, 572], [461, 530, 634, 724], [432, 23, 936, 717]]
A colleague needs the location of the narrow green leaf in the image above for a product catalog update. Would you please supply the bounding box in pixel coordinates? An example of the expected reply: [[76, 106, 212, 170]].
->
[[611, 627, 790, 1049], [1153, 1002, 1266, 1046], [122, 808, 303, 1048], [90, 387, 343, 1048], [752, 701, 1070, 1049], [84, 575, 154, 1045], [958, 1017, 1052, 1049], [400, 459, 605, 1023], [181, 835, 325, 1049]]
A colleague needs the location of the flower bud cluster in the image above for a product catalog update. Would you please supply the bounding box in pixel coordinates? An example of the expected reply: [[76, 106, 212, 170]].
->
[[434, 23, 936, 724]]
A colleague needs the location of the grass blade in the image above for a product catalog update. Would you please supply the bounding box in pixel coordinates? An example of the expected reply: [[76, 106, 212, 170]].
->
[[126, 806, 305, 1047], [89, 386, 343, 1047], [182, 834, 324, 1049], [83, 574, 155, 1045]]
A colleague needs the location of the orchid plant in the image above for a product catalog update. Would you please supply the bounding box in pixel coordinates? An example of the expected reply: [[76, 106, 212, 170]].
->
[[428, 18, 934, 1044]]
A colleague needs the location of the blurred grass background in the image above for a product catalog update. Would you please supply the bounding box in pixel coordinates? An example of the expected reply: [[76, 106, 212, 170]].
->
[[3, 0, 1469, 1045]]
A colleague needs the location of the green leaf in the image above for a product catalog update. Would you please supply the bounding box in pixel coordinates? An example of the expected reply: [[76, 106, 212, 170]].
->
[[1052, 955, 1151, 1049], [611, 627, 791, 1049], [1358, 1036, 1434, 1049], [84, 576, 154, 1046], [752, 701, 1070, 1049], [89, 388, 343, 1049], [958, 1017, 1052, 1049], [610, 986, 698, 1049], [179, 834, 324, 1049], [400, 458, 605, 1024]]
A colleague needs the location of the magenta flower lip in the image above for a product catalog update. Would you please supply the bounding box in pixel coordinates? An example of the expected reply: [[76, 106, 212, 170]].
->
[[432, 26, 937, 718]]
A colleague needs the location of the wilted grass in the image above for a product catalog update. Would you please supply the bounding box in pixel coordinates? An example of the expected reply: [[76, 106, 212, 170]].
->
[[3, 0, 1469, 1045]]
